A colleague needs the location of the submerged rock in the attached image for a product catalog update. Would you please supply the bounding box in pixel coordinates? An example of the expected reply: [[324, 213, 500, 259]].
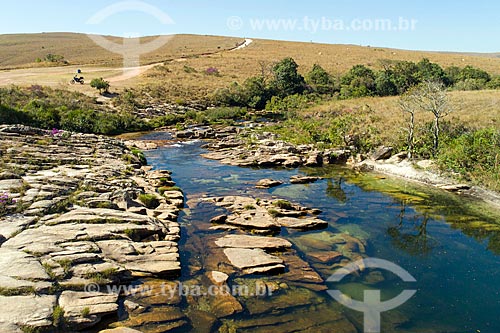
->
[[290, 175, 321, 184], [277, 216, 328, 230], [223, 248, 285, 274], [215, 234, 292, 250], [255, 178, 283, 189]]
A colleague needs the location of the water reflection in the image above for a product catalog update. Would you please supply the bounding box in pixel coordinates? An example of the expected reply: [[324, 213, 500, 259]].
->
[[141, 141, 500, 333], [387, 202, 435, 256], [325, 178, 348, 203]]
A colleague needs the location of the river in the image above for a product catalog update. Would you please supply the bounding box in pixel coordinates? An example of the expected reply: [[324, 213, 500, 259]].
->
[[137, 139, 500, 333]]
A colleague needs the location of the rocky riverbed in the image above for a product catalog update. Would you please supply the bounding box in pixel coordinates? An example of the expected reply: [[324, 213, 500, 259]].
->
[[0, 125, 182, 332]]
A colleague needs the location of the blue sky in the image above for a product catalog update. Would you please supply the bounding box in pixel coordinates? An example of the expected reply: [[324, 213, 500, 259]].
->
[[1, 0, 499, 52]]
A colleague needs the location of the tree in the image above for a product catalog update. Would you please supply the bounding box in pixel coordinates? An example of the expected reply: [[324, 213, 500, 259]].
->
[[458, 65, 491, 82], [90, 78, 110, 95], [444, 66, 462, 86], [391, 61, 420, 94], [398, 87, 419, 158], [306, 64, 334, 94], [270, 57, 306, 97], [242, 76, 269, 109], [416, 58, 448, 86], [375, 70, 398, 96], [340, 65, 376, 98], [409, 81, 452, 154]]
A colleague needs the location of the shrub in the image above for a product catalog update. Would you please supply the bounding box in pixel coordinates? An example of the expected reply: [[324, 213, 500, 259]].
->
[[158, 186, 182, 195], [437, 127, 500, 190], [0, 192, 15, 215], [52, 306, 65, 327], [0, 86, 146, 135], [454, 78, 487, 91], [90, 78, 110, 94], [307, 64, 335, 94], [205, 67, 220, 76], [416, 58, 448, 85], [183, 65, 197, 73], [270, 57, 306, 97], [457, 65, 491, 82], [203, 107, 248, 122], [138, 193, 160, 209], [340, 65, 376, 98], [265, 94, 312, 112], [130, 148, 147, 165], [44, 53, 66, 63], [273, 199, 293, 210], [268, 208, 281, 217], [80, 307, 91, 318], [375, 70, 398, 96], [486, 76, 500, 89]]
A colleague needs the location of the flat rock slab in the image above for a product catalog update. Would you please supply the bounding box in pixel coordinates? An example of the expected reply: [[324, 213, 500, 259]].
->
[[99, 328, 144, 333], [59, 291, 119, 329], [215, 234, 292, 250], [0, 214, 37, 241], [290, 175, 321, 184], [3, 223, 163, 255], [0, 248, 49, 281], [223, 248, 283, 271], [0, 295, 56, 329], [307, 251, 343, 264], [226, 211, 280, 230], [49, 208, 157, 225], [277, 217, 328, 229], [97, 240, 180, 277], [255, 179, 283, 189]]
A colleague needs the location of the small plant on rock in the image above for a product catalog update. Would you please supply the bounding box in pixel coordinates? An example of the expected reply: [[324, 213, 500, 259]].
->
[[138, 193, 160, 209], [0, 192, 15, 215]]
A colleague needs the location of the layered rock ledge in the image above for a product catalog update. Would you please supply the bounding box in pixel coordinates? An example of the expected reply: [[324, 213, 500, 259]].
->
[[0, 125, 183, 332]]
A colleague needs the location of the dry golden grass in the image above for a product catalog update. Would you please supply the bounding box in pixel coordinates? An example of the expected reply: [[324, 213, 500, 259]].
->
[[132, 37, 500, 100], [303, 89, 500, 145], [0, 33, 243, 68], [2, 33, 500, 130]]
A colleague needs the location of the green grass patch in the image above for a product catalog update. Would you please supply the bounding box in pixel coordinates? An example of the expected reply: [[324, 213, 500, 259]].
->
[[138, 193, 160, 209]]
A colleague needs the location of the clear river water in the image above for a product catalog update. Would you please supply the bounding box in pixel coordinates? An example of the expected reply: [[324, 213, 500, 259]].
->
[[136, 138, 500, 333]]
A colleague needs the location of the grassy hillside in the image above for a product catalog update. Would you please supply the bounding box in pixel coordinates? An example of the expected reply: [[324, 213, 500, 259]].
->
[[137, 38, 500, 101], [0, 33, 243, 68]]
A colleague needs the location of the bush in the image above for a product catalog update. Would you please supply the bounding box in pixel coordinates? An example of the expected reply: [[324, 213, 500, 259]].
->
[[270, 57, 306, 97], [273, 199, 293, 210], [158, 186, 182, 195], [130, 148, 147, 165], [486, 76, 500, 89], [340, 65, 376, 98], [138, 193, 160, 209], [454, 78, 487, 91], [307, 64, 335, 94], [438, 128, 500, 190], [458, 65, 491, 82], [265, 94, 313, 112], [205, 67, 220, 76], [90, 78, 110, 94]]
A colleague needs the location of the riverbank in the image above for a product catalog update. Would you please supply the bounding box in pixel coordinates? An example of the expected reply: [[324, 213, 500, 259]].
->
[[0, 125, 183, 332], [167, 124, 500, 211]]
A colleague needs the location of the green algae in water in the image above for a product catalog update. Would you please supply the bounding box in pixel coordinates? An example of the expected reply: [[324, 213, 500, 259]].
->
[[142, 142, 500, 333]]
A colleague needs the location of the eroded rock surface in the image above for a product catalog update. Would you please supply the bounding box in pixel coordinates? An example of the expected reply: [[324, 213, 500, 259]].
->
[[0, 125, 182, 332]]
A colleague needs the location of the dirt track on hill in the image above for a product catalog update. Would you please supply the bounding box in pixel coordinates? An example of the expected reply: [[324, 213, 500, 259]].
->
[[0, 38, 253, 89]]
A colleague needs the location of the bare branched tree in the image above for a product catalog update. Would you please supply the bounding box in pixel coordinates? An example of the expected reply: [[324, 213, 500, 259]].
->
[[398, 88, 418, 159], [401, 81, 452, 155], [258, 60, 275, 83]]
